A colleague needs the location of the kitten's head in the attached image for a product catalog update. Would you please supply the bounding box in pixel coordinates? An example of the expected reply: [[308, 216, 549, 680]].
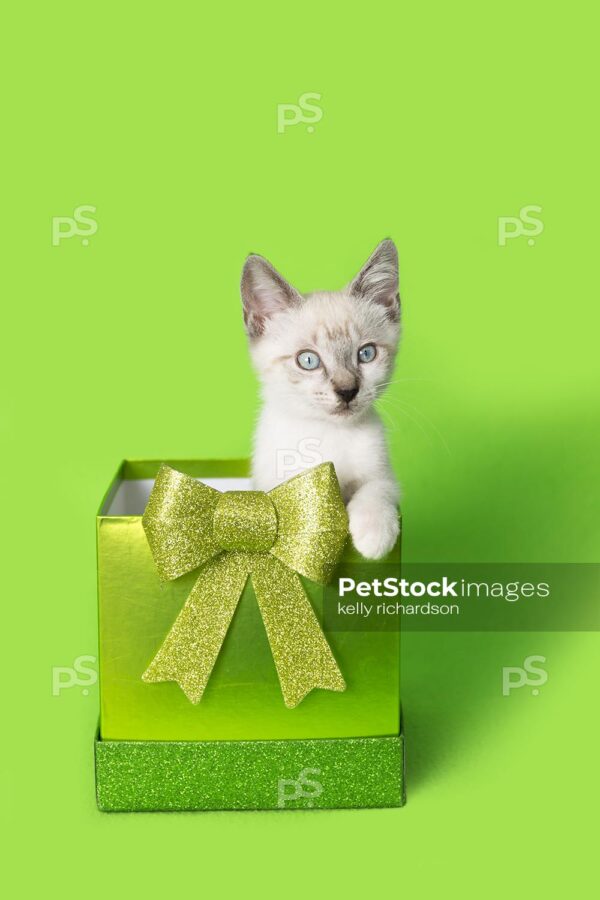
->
[[241, 240, 400, 420]]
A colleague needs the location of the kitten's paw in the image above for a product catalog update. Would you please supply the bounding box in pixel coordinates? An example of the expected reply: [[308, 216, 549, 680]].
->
[[348, 501, 399, 560]]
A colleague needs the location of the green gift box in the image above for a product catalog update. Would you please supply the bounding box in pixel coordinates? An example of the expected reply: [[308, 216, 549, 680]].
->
[[95, 459, 404, 811]]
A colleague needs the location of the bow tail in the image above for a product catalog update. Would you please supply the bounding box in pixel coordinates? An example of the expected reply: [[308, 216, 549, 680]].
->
[[251, 555, 346, 709], [142, 554, 248, 703]]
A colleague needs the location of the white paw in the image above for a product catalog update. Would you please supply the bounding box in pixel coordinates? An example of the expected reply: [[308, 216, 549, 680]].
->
[[347, 501, 399, 559]]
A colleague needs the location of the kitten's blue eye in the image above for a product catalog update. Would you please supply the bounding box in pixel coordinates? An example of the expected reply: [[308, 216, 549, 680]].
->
[[296, 350, 321, 370], [358, 344, 377, 363]]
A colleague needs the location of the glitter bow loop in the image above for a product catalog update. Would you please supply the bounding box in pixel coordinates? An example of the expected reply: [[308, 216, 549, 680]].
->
[[141, 463, 348, 708]]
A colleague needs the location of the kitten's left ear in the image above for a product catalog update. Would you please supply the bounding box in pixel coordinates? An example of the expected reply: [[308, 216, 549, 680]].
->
[[348, 239, 400, 321]]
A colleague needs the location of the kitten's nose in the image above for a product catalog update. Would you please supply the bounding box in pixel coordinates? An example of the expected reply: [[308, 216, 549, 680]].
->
[[335, 385, 359, 404]]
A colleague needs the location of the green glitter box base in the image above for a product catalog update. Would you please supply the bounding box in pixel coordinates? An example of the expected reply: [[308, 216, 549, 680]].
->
[[95, 727, 405, 812]]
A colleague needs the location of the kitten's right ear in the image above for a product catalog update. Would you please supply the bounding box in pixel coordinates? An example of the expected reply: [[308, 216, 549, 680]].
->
[[348, 239, 400, 321], [241, 255, 303, 338]]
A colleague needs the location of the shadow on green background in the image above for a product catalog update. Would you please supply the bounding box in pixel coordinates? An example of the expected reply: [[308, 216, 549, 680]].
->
[[397, 409, 595, 790]]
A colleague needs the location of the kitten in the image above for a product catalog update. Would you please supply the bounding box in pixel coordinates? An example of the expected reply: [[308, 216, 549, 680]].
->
[[241, 239, 401, 560]]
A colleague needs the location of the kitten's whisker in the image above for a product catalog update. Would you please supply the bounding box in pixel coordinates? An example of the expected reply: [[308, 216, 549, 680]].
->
[[376, 378, 438, 388], [376, 397, 434, 446], [376, 403, 400, 433], [377, 396, 451, 456]]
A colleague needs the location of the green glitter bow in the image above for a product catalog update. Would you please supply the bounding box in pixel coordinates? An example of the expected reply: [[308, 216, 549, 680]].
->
[[142, 463, 348, 708]]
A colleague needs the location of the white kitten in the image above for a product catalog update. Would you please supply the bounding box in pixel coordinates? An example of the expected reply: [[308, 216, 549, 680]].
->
[[241, 239, 401, 560]]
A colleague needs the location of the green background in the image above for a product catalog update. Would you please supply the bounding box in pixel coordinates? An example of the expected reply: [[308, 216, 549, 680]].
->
[[1, 1, 598, 895]]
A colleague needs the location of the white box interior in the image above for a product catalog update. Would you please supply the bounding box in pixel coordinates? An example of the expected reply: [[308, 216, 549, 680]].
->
[[103, 477, 251, 516]]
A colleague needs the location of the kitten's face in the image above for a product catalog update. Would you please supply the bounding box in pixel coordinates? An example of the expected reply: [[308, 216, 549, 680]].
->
[[241, 240, 400, 421]]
